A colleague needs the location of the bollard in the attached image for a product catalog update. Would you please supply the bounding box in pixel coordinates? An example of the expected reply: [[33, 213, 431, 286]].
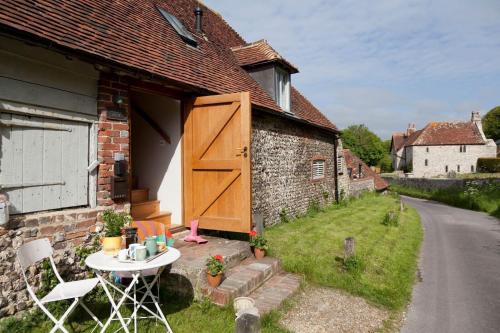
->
[[235, 307, 261, 333], [344, 237, 355, 259]]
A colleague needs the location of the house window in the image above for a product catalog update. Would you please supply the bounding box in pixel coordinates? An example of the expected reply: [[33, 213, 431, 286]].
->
[[425, 159, 428, 166], [337, 155, 344, 175], [471, 165, 474, 172], [457, 165, 460, 172], [157, 6, 198, 47], [275, 68, 291, 113], [445, 165, 448, 173], [426, 147, 429, 153], [312, 159, 326, 180], [459, 145, 467, 153]]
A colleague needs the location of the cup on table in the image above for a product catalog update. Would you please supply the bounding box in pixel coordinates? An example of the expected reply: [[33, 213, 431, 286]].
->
[[127, 243, 140, 260], [144, 236, 157, 257], [118, 249, 128, 261], [135, 245, 147, 261]]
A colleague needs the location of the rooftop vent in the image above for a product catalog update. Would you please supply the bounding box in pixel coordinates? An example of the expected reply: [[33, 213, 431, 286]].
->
[[194, 6, 203, 33], [157, 6, 197, 47]]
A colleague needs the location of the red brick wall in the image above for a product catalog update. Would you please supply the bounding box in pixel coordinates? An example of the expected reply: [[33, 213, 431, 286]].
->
[[96, 73, 131, 206]]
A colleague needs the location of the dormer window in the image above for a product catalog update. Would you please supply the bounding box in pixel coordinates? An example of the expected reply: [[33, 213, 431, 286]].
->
[[275, 67, 291, 113]]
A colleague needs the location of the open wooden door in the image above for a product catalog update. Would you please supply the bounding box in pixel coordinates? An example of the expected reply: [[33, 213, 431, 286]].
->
[[183, 92, 251, 232]]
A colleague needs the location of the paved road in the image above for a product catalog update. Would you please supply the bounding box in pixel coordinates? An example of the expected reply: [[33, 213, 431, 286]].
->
[[401, 196, 500, 333]]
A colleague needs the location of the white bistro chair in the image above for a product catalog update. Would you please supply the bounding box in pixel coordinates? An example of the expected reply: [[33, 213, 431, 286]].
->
[[17, 238, 103, 333]]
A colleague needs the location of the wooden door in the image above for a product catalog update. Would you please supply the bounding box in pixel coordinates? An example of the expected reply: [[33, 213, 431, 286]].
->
[[183, 92, 251, 232]]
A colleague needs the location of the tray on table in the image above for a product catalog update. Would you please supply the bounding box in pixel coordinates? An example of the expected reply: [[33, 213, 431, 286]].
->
[[116, 248, 169, 263]]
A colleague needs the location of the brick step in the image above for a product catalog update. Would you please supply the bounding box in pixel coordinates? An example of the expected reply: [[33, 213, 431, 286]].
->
[[131, 200, 159, 218], [248, 272, 301, 315], [209, 257, 281, 306], [131, 188, 149, 204]]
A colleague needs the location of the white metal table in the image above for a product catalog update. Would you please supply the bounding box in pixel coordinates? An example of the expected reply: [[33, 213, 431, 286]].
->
[[85, 247, 181, 333]]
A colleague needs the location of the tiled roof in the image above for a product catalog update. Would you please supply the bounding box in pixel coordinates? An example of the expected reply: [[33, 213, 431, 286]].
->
[[290, 88, 337, 130], [231, 39, 299, 73], [394, 122, 485, 147], [0, 0, 337, 131], [343, 149, 389, 191]]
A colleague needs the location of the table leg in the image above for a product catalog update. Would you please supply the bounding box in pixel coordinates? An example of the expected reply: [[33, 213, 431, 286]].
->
[[96, 272, 136, 333], [139, 274, 173, 333]]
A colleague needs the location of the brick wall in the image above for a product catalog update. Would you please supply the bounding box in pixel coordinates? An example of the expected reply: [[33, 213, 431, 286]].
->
[[251, 112, 337, 226], [96, 73, 131, 206]]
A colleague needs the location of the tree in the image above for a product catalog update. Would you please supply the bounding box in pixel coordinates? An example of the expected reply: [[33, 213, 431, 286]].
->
[[378, 139, 393, 172], [483, 106, 500, 141], [341, 125, 385, 166]]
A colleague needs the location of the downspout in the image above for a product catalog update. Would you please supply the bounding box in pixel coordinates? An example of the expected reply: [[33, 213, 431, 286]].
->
[[333, 135, 339, 203]]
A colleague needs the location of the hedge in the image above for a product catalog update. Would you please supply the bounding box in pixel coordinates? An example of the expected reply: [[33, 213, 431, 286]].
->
[[477, 158, 500, 173]]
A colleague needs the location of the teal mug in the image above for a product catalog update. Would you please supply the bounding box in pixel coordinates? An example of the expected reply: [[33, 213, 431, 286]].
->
[[135, 246, 147, 261], [144, 236, 157, 257]]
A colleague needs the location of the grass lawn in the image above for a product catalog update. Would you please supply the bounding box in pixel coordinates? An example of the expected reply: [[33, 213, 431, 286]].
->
[[266, 193, 423, 311], [0, 292, 288, 333], [390, 182, 500, 219]]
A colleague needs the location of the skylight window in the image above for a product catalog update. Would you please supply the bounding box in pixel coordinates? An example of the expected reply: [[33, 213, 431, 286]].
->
[[157, 7, 197, 47]]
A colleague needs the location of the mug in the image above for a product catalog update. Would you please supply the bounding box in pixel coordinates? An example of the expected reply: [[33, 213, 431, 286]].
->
[[135, 245, 147, 261], [128, 243, 140, 260], [144, 236, 157, 257], [118, 249, 128, 261]]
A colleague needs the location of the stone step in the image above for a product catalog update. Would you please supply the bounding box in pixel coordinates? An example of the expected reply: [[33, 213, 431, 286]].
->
[[249, 272, 301, 315], [162, 236, 253, 300], [209, 257, 281, 306]]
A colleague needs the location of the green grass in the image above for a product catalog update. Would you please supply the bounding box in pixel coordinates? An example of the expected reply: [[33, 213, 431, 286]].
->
[[390, 182, 500, 219], [266, 193, 423, 310], [0, 291, 288, 333]]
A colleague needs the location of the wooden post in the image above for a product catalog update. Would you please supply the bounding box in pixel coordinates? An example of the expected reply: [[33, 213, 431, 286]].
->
[[253, 213, 264, 236], [344, 237, 355, 259], [400, 200, 404, 212]]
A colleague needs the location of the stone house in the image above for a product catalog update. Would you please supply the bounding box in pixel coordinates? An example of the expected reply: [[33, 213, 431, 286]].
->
[[343, 149, 388, 196], [0, 0, 349, 315], [391, 112, 497, 178]]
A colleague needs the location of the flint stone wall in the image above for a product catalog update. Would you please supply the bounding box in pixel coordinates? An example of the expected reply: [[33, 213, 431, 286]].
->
[[251, 112, 337, 226], [384, 176, 500, 191], [349, 179, 375, 197], [0, 204, 129, 318]]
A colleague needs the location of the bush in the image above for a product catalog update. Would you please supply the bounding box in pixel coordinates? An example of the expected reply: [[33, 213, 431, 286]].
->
[[343, 255, 366, 275], [382, 210, 400, 226], [477, 158, 500, 173]]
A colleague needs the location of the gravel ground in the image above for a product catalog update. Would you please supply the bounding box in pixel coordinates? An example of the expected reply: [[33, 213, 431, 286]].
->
[[280, 286, 390, 333]]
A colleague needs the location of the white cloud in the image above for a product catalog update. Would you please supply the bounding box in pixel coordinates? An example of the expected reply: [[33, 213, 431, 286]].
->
[[204, 0, 500, 138]]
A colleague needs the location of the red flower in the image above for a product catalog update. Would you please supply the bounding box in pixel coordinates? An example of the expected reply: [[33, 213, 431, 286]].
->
[[165, 230, 173, 238], [214, 255, 223, 262], [249, 230, 257, 237]]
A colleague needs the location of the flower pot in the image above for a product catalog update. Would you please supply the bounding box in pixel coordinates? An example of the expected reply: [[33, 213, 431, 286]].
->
[[207, 272, 222, 287], [102, 236, 122, 255], [254, 248, 266, 260]]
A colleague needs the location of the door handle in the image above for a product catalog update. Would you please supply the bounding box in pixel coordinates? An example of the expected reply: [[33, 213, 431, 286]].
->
[[236, 146, 248, 157]]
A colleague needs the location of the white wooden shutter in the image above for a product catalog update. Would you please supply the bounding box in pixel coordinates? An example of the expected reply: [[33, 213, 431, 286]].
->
[[0, 112, 89, 214], [312, 160, 325, 180]]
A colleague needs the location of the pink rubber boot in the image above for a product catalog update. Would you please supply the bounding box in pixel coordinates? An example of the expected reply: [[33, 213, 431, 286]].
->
[[183, 219, 208, 244]]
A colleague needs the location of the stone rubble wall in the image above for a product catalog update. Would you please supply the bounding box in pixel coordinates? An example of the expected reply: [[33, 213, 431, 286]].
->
[[384, 176, 500, 191], [251, 112, 337, 226], [349, 179, 375, 197]]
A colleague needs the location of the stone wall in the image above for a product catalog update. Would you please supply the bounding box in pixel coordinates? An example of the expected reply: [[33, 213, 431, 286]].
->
[[251, 112, 337, 226], [384, 176, 500, 191], [336, 141, 351, 199], [349, 179, 375, 197]]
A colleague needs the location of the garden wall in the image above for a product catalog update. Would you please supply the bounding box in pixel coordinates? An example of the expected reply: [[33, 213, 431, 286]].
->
[[384, 176, 500, 191], [251, 112, 337, 226], [349, 178, 375, 197]]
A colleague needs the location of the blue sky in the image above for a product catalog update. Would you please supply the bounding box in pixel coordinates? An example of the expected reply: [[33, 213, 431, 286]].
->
[[203, 0, 500, 139]]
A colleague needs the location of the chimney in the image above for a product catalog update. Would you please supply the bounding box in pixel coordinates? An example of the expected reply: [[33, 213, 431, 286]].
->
[[194, 6, 203, 33], [406, 123, 416, 136], [471, 111, 486, 139]]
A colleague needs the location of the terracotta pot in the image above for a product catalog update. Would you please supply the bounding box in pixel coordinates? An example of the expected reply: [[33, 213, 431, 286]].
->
[[207, 272, 223, 287], [102, 236, 122, 256], [254, 248, 266, 260]]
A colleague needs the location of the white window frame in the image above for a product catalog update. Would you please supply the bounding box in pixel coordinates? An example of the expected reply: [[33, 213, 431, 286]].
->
[[312, 159, 326, 180], [275, 67, 291, 113]]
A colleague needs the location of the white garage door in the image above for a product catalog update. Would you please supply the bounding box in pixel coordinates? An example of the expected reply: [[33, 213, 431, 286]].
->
[[0, 112, 90, 214]]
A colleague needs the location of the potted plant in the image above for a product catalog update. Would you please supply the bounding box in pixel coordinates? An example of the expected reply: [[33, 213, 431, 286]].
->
[[206, 254, 225, 287], [249, 230, 268, 260], [101, 209, 132, 255]]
